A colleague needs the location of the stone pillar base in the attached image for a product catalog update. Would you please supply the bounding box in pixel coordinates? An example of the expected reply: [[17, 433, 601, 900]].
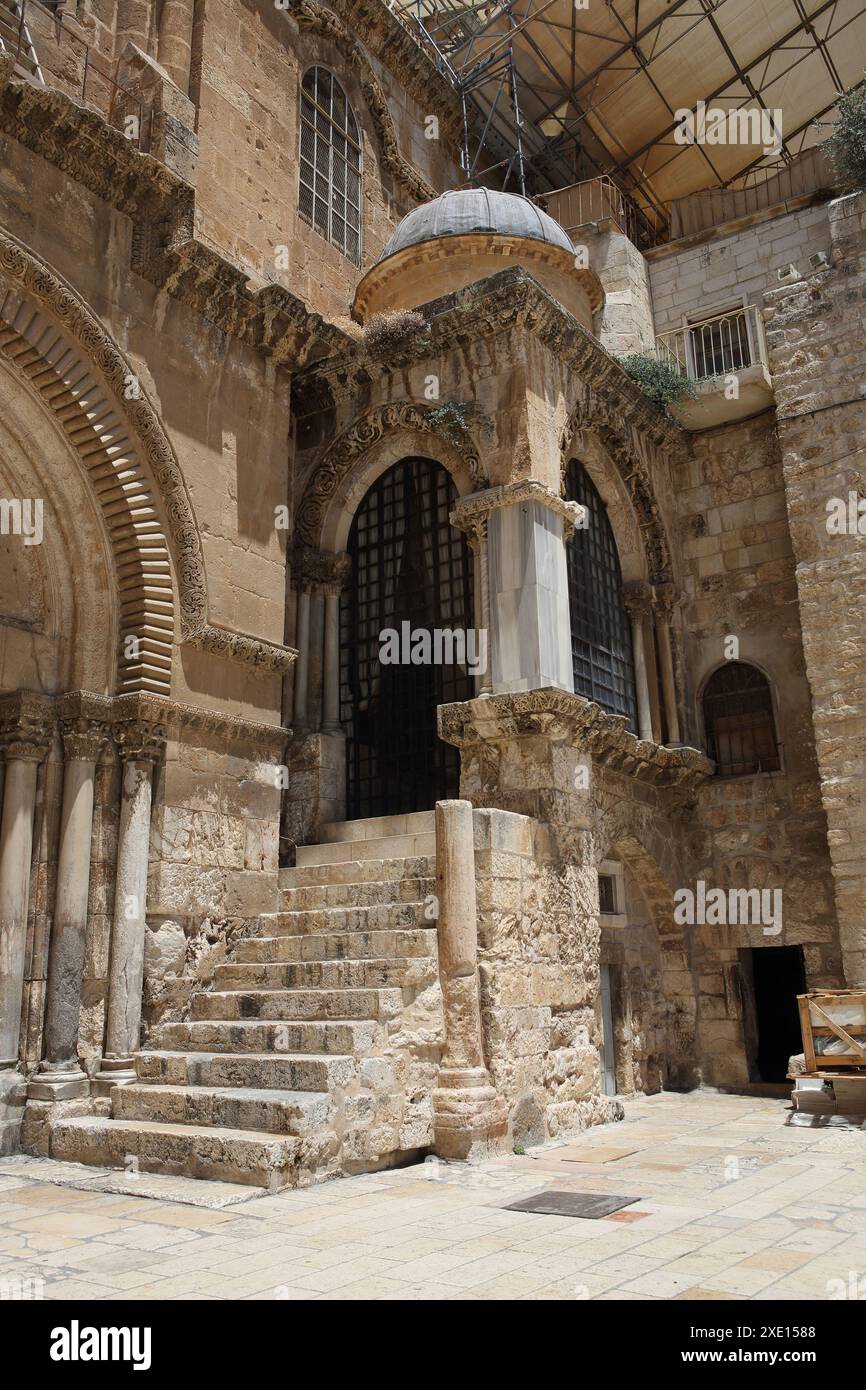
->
[[92, 1056, 137, 1098], [27, 1066, 90, 1102], [0, 1069, 26, 1157], [432, 1068, 509, 1161]]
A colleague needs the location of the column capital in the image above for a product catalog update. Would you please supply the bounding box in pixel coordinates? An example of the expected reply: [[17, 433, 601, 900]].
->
[[622, 580, 654, 618], [652, 581, 683, 616], [0, 692, 54, 763], [60, 719, 111, 764], [114, 719, 166, 764], [451, 479, 586, 541], [292, 545, 351, 594]]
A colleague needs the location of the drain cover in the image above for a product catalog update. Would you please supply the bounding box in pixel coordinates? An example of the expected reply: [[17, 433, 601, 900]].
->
[[505, 1190, 640, 1219]]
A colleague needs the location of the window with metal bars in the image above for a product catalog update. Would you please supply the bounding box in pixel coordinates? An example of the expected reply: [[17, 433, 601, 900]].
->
[[298, 66, 362, 265], [565, 460, 637, 729], [340, 458, 474, 819], [703, 662, 780, 778]]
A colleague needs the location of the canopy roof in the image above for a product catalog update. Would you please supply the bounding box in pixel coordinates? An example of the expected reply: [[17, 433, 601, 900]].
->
[[394, 0, 865, 234]]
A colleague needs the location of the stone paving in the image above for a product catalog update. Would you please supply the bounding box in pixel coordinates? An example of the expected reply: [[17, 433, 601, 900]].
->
[[0, 1092, 864, 1301]]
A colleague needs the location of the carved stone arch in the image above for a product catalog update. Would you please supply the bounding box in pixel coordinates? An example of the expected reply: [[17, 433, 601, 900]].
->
[[285, 0, 436, 202], [295, 400, 485, 549], [0, 229, 207, 694], [561, 393, 674, 585]]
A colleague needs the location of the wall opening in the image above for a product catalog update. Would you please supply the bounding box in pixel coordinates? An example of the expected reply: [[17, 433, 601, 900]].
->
[[740, 945, 806, 1082]]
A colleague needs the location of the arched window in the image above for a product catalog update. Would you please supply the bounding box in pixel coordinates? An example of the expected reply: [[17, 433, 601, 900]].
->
[[299, 66, 362, 265], [703, 662, 780, 777], [565, 460, 637, 728]]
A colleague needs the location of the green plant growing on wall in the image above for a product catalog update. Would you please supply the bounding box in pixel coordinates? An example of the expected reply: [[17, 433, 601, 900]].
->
[[362, 308, 429, 357], [827, 74, 866, 192], [428, 399, 492, 444], [616, 352, 696, 413]]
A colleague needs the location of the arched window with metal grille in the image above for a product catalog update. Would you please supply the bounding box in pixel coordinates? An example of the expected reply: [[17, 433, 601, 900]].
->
[[702, 662, 780, 778], [565, 460, 637, 729], [298, 66, 362, 265]]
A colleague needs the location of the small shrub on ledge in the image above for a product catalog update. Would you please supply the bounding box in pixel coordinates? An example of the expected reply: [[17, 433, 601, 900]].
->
[[361, 308, 429, 357], [827, 73, 866, 193], [616, 352, 697, 413]]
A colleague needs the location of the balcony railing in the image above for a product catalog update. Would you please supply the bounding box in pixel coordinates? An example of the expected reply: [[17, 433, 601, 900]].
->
[[655, 304, 768, 381], [540, 176, 666, 251], [0, 0, 154, 152]]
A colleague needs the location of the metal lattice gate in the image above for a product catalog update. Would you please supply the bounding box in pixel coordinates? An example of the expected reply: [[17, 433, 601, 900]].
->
[[340, 457, 474, 819]]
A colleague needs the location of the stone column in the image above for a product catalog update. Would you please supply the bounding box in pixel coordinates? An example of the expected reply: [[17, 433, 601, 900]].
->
[[431, 800, 508, 1159], [116, 0, 154, 56], [93, 719, 165, 1094], [453, 481, 583, 697], [29, 713, 108, 1101], [157, 0, 195, 93], [623, 583, 654, 743], [321, 585, 342, 733], [293, 584, 312, 733], [0, 711, 50, 1071], [465, 518, 493, 698], [653, 584, 681, 745]]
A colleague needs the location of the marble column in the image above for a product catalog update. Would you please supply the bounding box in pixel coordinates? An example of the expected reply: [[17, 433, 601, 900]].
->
[[452, 481, 583, 697], [0, 727, 49, 1070], [623, 583, 654, 743], [293, 585, 312, 733], [30, 717, 107, 1101], [321, 586, 342, 733], [654, 585, 682, 745], [431, 800, 508, 1159], [93, 720, 164, 1094]]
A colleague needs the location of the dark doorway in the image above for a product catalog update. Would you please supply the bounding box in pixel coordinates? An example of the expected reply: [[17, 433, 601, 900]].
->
[[340, 457, 474, 819], [743, 946, 806, 1081]]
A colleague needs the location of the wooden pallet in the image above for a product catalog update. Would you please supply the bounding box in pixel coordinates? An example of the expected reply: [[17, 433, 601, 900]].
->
[[798, 989, 866, 1072]]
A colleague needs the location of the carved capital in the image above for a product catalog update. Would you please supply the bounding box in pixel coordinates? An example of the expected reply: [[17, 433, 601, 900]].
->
[[0, 691, 54, 762], [452, 479, 584, 540], [60, 719, 110, 764], [652, 582, 681, 618], [622, 581, 654, 619], [293, 546, 352, 594], [114, 720, 167, 765]]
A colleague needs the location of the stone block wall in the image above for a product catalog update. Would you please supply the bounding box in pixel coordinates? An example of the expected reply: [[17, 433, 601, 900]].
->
[[764, 190, 866, 987], [647, 202, 832, 335]]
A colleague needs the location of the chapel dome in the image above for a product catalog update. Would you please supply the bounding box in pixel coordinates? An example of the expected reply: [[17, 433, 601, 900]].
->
[[353, 187, 603, 331], [377, 188, 576, 261]]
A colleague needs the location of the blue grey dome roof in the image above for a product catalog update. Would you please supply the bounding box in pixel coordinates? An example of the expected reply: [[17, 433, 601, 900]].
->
[[379, 188, 574, 261]]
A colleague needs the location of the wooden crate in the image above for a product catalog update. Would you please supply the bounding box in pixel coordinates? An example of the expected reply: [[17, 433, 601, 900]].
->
[[798, 990, 866, 1072]]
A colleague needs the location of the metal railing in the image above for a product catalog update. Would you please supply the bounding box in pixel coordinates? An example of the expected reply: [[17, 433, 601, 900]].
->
[[0, 0, 154, 152], [655, 304, 768, 381], [540, 175, 665, 251]]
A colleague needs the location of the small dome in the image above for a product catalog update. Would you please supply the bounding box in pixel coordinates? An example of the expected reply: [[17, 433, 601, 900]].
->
[[378, 188, 574, 263]]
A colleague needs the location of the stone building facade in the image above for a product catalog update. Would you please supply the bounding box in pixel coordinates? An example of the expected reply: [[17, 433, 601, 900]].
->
[[0, 0, 862, 1186]]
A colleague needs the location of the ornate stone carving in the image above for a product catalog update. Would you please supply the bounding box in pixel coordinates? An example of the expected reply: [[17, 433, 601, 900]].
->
[[114, 720, 168, 765], [295, 401, 485, 546], [452, 479, 585, 541], [292, 546, 352, 593], [188, 624, 297, 673], [0, 692, 54, 761]]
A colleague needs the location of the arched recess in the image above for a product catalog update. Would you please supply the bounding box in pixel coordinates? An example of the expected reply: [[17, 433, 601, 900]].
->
[[0, 230, 207, 695], [0, 364, 116, 694], [295, 401, 483, 551]]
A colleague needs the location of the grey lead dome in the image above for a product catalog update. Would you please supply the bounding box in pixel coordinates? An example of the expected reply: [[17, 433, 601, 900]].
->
[[378, 188, 575, 261]]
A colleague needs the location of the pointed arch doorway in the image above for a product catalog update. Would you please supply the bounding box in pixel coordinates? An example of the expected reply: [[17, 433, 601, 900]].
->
[[340, 456, 474, 818]]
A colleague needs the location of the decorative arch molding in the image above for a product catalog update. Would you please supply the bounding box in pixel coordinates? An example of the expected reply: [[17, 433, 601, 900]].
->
[[285, 0, 437, 203], [295, 400, 485, 547], [560, 391, 675, 586], [0, 229, 206, 693]]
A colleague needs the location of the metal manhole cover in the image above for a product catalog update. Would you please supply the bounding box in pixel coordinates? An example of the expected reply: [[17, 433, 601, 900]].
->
[[505, 1190, 641, 1219]]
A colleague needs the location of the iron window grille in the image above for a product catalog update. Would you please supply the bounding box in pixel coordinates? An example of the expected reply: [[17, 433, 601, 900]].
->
[[340, 457, 474, 819], [703, 662, 781, 778], [565, 460, 637, 730], [299, 66, 362, 266], [598, 873, 617, 915]]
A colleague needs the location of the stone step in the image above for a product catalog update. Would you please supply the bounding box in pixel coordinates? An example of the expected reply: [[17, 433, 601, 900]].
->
[[151, 1018, 377, 1056], [49, 1115, 301, 1190], [266, 902, 433, 936], [136, 1049, 354, 1092], [213, 956, 437, 992], [295, 831, 435, 866], [191, 987, 401, 1022], [235, 927, 437, 964], [281, 877, 435, 909], [318, 812, 434, 844], [279, 856, 434, 889], [113, 1084, 330, 1135]]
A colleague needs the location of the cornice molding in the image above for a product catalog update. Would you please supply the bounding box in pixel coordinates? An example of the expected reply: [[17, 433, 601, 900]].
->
[[438, 687, 713, 792], [188, 624, 297, 674]]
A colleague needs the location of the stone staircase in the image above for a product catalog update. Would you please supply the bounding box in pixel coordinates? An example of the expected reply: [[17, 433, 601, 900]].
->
[[49, 812, 442, 1191]]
